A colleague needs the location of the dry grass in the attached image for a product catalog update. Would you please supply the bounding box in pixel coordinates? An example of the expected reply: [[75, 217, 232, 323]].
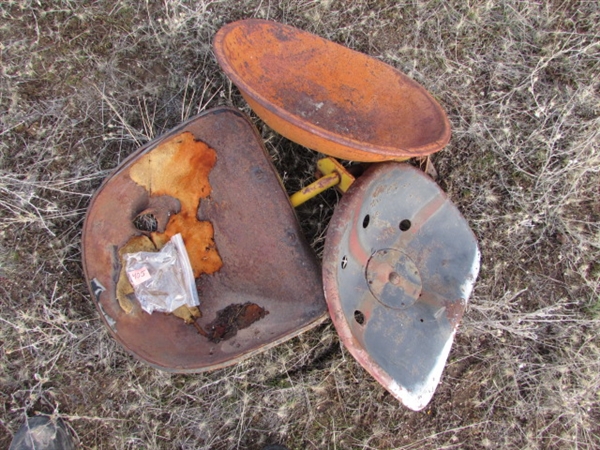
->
[[1, 0, 599, 449]]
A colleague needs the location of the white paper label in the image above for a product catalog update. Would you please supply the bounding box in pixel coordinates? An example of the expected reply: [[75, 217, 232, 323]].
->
[[128, 267, 151, 286]]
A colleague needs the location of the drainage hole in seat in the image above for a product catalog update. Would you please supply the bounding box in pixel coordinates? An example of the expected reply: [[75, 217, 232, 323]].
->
[[362, 214, 370, 228], [354, 310, 366, 325]]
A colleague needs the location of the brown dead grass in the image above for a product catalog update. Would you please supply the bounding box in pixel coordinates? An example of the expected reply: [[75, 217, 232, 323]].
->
[[1, 1, 599, 449]]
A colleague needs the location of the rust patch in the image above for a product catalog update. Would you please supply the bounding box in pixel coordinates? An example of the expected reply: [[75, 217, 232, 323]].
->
[[128, 131, 223, 278], [151, 215, 222, 278], [205, 302, 269, 343], [444, 298, 466, 328], [129, 132, 215, 211]]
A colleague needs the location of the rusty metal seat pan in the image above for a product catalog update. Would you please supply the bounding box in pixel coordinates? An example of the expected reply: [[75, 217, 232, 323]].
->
[[82, 108, 327, 371], [214, 19, 451, 162]]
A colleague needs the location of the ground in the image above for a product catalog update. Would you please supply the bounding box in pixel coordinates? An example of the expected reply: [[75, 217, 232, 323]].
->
[[1, 1, 599, 449]]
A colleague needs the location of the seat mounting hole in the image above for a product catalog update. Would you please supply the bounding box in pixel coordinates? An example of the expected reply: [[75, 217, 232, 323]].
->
[[354, 310, 365, 325], [399, 219, 411, 231], [362, 214, 370, 228]]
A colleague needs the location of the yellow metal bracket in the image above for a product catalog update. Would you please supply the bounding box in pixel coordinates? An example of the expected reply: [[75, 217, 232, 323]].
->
[[316, 158, 356, 193], [290, 157, 356, 207]]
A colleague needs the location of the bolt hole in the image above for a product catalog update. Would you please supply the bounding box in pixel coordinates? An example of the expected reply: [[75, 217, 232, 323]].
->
[[399, 219, 411, 231], [420, 318, 424, 323], [362, 214, 370, 228], [341, 256, 348, 269], [354, 310, 365, 325]]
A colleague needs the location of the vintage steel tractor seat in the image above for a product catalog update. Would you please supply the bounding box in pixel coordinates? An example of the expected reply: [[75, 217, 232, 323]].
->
[[82, 108, 327, 371]]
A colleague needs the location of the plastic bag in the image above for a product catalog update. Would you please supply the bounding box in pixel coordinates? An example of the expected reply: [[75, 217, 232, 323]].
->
[[124, 233, 199, 314]]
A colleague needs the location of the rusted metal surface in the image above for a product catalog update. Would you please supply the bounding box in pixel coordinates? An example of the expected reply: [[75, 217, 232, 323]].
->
[[322, 163, 480, 410], [213, 19, 451, 162], [82, 107, 327, 372]]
